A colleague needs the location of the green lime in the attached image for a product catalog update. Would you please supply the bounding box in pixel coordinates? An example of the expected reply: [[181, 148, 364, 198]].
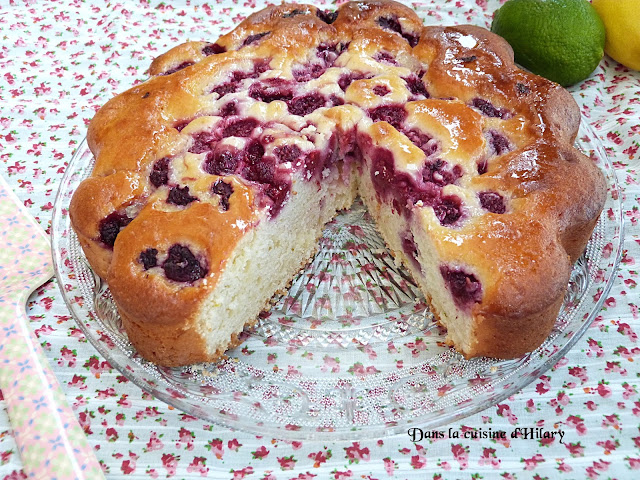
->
[[491, 0, 605, 86]]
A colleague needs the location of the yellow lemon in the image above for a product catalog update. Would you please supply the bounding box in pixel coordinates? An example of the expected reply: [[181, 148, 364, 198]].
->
[[592, 0, 640, 71]]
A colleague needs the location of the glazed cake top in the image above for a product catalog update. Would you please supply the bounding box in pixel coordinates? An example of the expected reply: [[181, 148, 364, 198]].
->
[[72, 0, 606, 329]]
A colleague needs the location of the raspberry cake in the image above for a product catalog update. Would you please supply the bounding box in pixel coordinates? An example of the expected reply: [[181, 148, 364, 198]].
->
[[70, 0, 606, 366]]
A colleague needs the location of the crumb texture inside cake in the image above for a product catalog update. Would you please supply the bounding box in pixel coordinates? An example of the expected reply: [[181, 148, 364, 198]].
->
[[69, 0, 607, 366]]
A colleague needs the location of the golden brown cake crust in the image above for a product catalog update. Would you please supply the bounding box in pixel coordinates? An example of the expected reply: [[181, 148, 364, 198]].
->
[[70, 0, 607, 366]]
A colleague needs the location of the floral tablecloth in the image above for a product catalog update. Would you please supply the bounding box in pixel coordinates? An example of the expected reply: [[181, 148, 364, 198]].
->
[[1, 0, 639, 478]]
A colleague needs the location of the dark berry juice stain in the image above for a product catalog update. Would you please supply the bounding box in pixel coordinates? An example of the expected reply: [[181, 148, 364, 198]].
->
[[293, 63, 327, 82], [283, 9, 305, 18], [217, 102, 237, 118], [373, 51, 397, 65]]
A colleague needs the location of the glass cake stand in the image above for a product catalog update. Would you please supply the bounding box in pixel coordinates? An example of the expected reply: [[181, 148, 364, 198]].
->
[[52, 120, 624, 440]]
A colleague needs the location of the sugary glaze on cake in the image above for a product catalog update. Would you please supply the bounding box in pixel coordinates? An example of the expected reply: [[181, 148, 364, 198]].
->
[[69, 0, 607, 366]]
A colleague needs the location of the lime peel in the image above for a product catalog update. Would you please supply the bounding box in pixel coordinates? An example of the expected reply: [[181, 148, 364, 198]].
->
[[491, 0, 605, 86]]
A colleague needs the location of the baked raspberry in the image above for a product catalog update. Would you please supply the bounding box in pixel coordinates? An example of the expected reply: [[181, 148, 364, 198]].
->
[[211, 180, 234, 211], [368, 145, 439, 216], [243, 160, 275, 184], [222, 118, 259, 138], [242, 31, 270, 47], [373, 85, 390, 96], [167, 185, 198, 206], [322, 135, 340, 170], [316, 43, 341, 64], [252, 59, 271, 76], [162, 61, 194, 76], [434, 195, 463, 225], [489, 130, 511, 155], [303, 150, 323, 178], [189, 131, 217, 154], [439, 266, 482, 309], [163, 244, 207, 283], [202, 43, 226, 56], [376, 16, 419, 47], [249, 79, 294, 103], [401, 233, 420, 269], [293, 63, 327, 82], [404, 74, 429, 98], [274, 144, 302, 164], [203, 148, 242, 176], [283, 8, 305, 18], [404, 129, 438, 156], [287, 93, 326, 116], [139, 248, 158, 270], [368, 105, 407, 129], [245, 139, 265, 164], [471, 98, 511, 119], [377, 16, 403, 33], [211, 81, 238, 98], [477, 159, 488, 175], [316, 9, 338, 24], [338, 72, 366, 91], [422, 159, 462, 186], [479, 191, 506, 214], [217, 102, 238, 117], [173, 120, 190, 132], [403, 33, 420, 48], [150, 157, 170, 188], [99, 212, 132, 248], [212, 62, 270, 97], [458, 55, 477, 63], [373, 51, 397, 65], [264, 182, 290, 216], [330, 94, 345, 106], [293, 44, 340, 82]]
